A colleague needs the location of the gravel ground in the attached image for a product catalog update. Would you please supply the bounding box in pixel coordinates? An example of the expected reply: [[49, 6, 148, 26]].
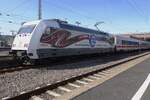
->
[[0, 53, 145, 99]]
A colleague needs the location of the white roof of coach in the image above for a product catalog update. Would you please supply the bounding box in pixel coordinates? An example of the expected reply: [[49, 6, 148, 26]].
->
[[115, 35, 140, 42]]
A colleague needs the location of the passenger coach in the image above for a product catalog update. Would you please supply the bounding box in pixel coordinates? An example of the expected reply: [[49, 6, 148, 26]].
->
[[115, 35, 150, 51]]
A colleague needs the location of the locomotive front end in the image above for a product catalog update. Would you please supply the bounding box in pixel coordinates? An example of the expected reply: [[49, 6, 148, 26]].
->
[[10, 24, 36, 63]]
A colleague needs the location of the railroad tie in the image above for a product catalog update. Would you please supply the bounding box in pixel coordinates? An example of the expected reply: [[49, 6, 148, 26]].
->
[[89, 75, 100, 79], [58, 86, 72, 92], [97, 72, 106, 76], [76, 80, 88, 85], [93, 74, 103, 77], [46, 90, 61, 97], [83, 78, 94, 82], [2, 97, 11, 100], [101, 70, 110, 74], [68, 83, 80, 88], [30, 96, 44, 100]]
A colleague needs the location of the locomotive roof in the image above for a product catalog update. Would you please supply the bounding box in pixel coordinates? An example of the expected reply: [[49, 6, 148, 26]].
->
[[45, 19, 110, 36], [59, 22, 109, 36], [23, 19, 111, 36], [23, 20, 40, 26]]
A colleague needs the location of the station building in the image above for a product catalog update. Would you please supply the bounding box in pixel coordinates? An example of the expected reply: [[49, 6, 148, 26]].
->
[[0, 35, 14, 47], [121, 32, 150, 42]]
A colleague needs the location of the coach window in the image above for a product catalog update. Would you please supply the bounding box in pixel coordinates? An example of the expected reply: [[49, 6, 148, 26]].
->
[[45, 27, 51, 34]]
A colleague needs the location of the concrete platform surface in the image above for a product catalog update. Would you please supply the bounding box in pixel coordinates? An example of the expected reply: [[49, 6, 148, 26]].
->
[[73, 57, 150, 100]]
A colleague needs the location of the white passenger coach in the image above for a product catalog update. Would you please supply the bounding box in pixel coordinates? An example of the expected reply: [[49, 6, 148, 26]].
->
[[115, 35, 150, 51]]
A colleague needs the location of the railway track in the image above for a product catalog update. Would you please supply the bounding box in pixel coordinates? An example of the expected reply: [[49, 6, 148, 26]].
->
[[0, 55, 14, 67], [0, 64, 32, 74], [0, 55, 22, 74], [0, 54, 12, 60], [0, 50, 14, 68], [3, 51, 149, 100], [0, 55, 12, 58], [0, 51, 146, 74], [0, 47, 11, 51]]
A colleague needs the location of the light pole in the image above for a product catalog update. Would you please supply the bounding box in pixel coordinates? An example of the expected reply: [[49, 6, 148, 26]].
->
[[0, 27, 2, 37], [10, 30, 15, 36], [38, 0, 42, 20], [94, 21, 104, 31]]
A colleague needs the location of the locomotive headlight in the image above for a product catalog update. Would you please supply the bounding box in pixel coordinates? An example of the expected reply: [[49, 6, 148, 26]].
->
[[24, 43, 29, 47], [12, 44, 16, 47]]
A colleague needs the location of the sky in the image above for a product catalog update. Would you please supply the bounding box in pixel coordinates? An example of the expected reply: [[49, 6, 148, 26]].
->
[[0, 0, 150, 35]]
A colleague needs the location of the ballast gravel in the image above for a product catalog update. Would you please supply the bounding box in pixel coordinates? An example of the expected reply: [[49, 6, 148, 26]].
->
[[0, 53, 140, 99]]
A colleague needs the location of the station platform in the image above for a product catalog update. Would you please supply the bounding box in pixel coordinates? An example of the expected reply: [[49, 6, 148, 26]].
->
[[73, 56, 150, 100]]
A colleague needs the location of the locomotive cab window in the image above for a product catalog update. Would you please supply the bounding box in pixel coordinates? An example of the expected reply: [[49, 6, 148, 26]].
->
[[45, 27, 51, 34], [18, 25, 36, 34], [44, 27, 57, 35]]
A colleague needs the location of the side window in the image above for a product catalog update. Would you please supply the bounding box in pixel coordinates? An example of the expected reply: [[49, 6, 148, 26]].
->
[[45, 27, 51, 34]]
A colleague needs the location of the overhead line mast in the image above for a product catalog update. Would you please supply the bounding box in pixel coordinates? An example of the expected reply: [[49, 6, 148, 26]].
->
[[38, 0, 42, 20]]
